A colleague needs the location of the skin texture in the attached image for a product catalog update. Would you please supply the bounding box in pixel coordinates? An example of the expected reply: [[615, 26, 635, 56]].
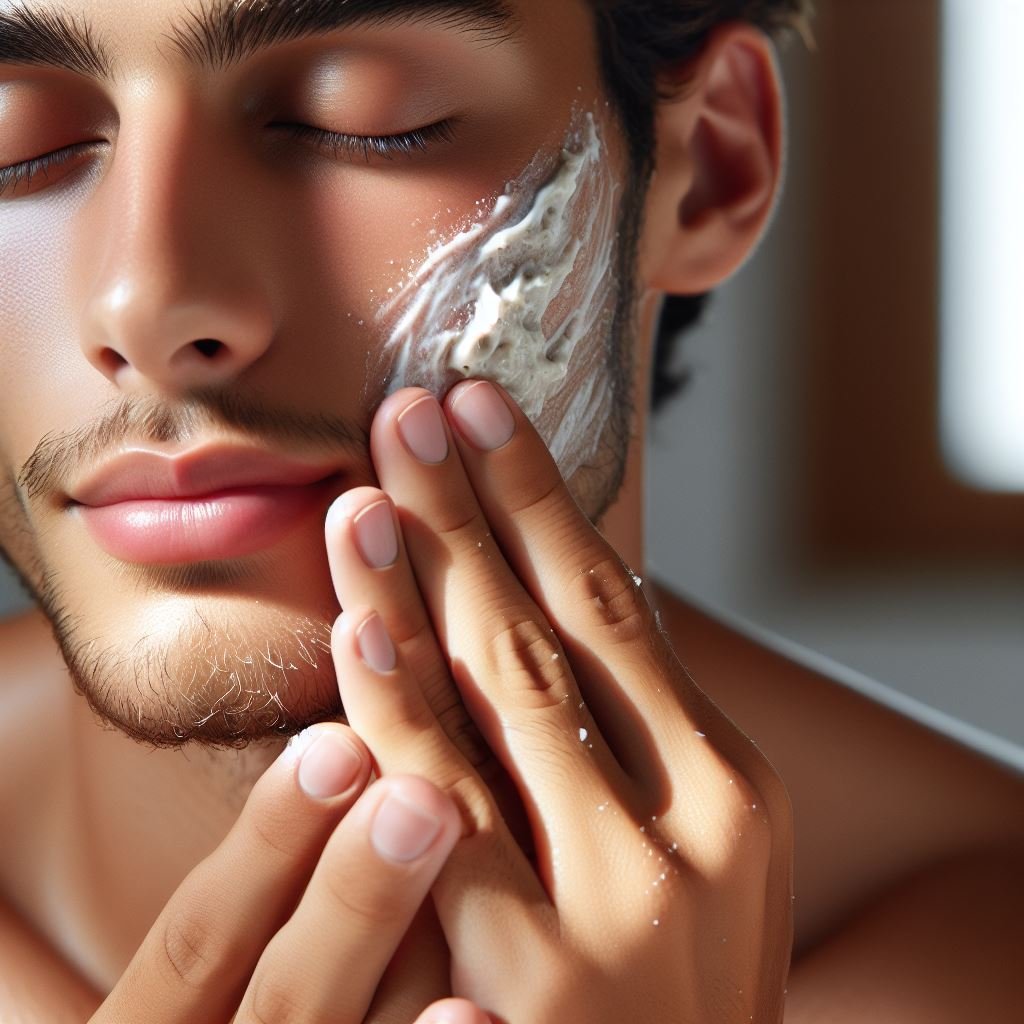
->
[[2, 0, 1024, 1021], [0, 0, 637, 750]]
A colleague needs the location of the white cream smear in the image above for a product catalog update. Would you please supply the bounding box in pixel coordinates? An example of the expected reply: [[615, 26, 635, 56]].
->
[[375, 112, 619, 478]]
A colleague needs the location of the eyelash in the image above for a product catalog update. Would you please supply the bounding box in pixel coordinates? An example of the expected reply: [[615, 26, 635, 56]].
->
[[0, 141, 104, 197], [274, 119, 458, 161], [0, 119, 457, 197]]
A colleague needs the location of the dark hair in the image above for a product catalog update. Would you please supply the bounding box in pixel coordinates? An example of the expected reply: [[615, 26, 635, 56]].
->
[[589, 1, 813, 408]]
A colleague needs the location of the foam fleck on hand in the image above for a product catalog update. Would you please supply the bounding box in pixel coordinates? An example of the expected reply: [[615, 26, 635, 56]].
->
[[325, 381, 795, 1024]]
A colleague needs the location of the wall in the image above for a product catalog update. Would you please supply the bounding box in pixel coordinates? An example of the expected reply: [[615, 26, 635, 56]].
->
[[647, 12, 1024, 755]]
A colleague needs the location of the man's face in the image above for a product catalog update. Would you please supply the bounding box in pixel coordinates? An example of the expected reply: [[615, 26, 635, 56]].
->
[[0, 0, 643, 748]]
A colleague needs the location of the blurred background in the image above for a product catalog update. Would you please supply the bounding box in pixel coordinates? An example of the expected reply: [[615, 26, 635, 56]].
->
[[2, 1, 1020, 751], [648, 0, 1023, 752]]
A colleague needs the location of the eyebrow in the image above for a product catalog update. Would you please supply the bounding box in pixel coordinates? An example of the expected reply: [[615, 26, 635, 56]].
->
[[0, 0, 517, 81], [0, 5, 112, 79]]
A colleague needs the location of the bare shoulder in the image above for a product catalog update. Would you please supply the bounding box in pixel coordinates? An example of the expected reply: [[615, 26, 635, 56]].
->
[[653, 583, 1024, 954], [0, 896, 102, 1022]]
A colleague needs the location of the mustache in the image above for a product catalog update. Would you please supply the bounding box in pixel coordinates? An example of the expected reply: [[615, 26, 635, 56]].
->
[[18, 385, 370, 503]]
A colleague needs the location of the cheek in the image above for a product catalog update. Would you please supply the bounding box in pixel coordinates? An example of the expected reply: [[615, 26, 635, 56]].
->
[[279, 167, 512, 406], [0, 192, 83, 462], [373, 112, 622, 478]]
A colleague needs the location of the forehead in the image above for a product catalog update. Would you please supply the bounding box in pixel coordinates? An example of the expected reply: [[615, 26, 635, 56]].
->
[[0, 0, 596, 78]]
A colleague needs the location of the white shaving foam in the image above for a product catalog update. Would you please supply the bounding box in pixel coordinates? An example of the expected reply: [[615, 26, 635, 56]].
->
[[375, 113, 619, 478]]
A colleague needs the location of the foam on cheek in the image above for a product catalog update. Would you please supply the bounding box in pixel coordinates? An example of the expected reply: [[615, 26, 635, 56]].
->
[[375, 113, 619, 478]]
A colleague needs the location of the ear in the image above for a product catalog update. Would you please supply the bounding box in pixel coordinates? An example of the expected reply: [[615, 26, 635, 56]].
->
[[638, 23, 785, 296]]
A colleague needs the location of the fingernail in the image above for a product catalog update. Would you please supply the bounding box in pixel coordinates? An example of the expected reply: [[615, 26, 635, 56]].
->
[[357, 613, 397, 673], [353, 500, 398, 568], [371, 790, 443, 862], [397, 396, 449, 464], [423, 1010, 484, 1024], [290, 729, 363, 800], [450, 381, 515, 451]]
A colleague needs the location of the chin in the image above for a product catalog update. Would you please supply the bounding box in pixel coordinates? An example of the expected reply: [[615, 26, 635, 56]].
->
[[38, 534, 347, 750]]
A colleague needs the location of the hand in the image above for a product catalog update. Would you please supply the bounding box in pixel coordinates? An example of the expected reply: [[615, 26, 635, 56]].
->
[[89, 721, 489, 1024], [325, 382, 795, 1023]]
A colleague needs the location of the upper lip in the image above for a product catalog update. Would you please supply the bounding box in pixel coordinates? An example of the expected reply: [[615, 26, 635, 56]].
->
[[67, 445, 344, 507]]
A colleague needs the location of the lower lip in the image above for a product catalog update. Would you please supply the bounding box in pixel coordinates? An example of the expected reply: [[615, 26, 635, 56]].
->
[[74, 480, 338, 564]]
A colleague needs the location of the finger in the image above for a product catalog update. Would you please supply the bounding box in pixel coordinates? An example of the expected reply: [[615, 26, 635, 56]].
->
[[329, 605, 550, 918], [444, 379, 706, 772], [325, 486, 494, 774], [364, 901, 450, 1024], [325, 486, 533, 852], [443, 382, 788, 866], [411, 998, 494, 1024], [97, 724, 371, 1024], [369, 390, 629, 822], [234, 775, 460, 1024]]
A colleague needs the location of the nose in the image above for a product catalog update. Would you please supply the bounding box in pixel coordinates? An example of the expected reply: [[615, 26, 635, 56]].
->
[[78, 106, 276, 394]]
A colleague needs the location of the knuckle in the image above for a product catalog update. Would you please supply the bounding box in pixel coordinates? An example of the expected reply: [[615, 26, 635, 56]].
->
[[713, 770, 762, 829], [417, 657, 465, 720], [663, 734, 794, 880], [430, 504, 484, 543], [246, 973, 307, 1024], [389, 614, 435, 653], [432, 687, 492, 771], [158, 898, 231, 992], [375, 688, 436, 742], [438, 770, 498, 839], [246, 804, 303, 862], [320, 858, 409, 928], [411, 660, 495, 771], [487, 617, 568, 707], [383, 758, 495, 842], [503, 470, 562, 519], [706, 765, 786, 869], [725, 739, 794, 834], [573, 556, 648, 645]]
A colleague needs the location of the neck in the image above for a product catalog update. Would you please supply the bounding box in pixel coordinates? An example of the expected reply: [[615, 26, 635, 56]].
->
[[596, 289, 659, 574]]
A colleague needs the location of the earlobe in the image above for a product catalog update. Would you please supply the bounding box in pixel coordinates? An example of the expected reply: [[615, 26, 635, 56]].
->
[[640, 24, 785, 296]]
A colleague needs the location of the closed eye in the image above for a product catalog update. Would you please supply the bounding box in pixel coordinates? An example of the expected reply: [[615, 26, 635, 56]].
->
[[271, 118, 458, 162], [0, 140, 106, 198], [0, 117, 458, 198]]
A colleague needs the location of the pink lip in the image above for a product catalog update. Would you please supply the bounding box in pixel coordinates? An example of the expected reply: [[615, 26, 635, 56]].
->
[[75, 481, 339, 564], [67, 445, 346, 564]]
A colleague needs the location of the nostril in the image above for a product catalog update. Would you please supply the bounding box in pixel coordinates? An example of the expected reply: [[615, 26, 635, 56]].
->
[[192, 339, 224, 359], [98, 348, 128, 374]]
